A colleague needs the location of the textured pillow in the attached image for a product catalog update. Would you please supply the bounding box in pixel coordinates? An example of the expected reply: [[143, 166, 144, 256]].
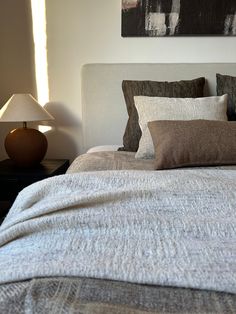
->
[[119, 77, 205, 152], [148, 119, 236, 170], [217, 73, 236, 120], [134, 95, 228, 159]]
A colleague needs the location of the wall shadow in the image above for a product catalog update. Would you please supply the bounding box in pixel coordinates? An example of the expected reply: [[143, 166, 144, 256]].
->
[[40, 102, 81, 162], [0, 0, 36, 160]]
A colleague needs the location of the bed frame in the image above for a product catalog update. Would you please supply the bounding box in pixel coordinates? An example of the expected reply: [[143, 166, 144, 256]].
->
[[81, 63, 236, 151]]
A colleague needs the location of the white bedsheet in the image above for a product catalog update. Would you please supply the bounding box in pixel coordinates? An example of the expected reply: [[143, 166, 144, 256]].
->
[[86, 145, 121, 153]]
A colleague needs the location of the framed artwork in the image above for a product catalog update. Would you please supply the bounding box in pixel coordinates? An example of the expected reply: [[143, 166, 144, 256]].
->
[[122, 0, 236, 37]]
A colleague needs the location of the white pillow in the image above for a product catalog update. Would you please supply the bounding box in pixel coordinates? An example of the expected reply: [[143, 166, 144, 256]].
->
[[134, 94, 228, 159]]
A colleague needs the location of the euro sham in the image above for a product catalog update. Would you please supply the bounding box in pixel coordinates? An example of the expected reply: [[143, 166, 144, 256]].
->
[[217, 73, 236, 120]]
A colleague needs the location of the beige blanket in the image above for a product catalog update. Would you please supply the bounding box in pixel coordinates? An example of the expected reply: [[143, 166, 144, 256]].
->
[[67, 151, 236, 173], [0, 169, 235, 293], [67, 151, 156, 172]]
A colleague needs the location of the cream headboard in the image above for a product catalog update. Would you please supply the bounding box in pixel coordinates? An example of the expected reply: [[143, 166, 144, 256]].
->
[[81, 63, 236, 151]]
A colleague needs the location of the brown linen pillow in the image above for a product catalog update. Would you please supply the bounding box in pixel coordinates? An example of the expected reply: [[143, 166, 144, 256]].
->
[[119, 77, 205, 152], [216, 73, 236, 120], [148, 119, 236, 170]]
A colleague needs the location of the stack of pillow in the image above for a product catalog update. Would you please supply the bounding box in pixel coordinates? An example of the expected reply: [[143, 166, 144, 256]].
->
[[119, 74, 236, 170]]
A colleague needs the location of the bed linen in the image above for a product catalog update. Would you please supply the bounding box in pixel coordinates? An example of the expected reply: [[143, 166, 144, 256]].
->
[[1, 277, 236, 313], [86, 145, 121, 153], [67, 150, 236, 173], [0, 152, 235, 312], [67, 151, 156, 172], [2, 168, 235, 291]]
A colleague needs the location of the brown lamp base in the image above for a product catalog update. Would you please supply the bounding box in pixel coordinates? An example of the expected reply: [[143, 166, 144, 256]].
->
[[5, 127, 48, 168]]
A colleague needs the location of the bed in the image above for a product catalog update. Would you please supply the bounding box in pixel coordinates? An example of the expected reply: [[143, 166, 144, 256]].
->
[[0, 64, 236, 313]]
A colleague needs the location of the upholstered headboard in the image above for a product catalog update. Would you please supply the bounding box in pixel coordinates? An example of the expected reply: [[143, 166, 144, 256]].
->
[[81, 63, 236, 151]]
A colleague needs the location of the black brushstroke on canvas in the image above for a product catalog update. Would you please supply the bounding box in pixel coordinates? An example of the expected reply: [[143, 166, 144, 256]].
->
[[122, 0, 236, 36]]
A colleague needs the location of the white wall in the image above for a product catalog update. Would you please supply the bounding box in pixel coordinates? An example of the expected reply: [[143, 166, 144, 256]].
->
[[45, 0, 236, 160]]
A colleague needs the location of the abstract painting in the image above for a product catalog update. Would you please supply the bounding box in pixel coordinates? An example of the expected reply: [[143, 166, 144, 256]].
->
[[122, 0, 236, 36]]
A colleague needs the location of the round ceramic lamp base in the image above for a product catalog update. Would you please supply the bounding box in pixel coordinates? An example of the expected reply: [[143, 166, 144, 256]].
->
[[5, 127, 48, 168]]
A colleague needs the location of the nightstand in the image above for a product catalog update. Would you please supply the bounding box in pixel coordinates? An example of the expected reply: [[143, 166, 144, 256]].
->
[[0, 159, 70, 221]]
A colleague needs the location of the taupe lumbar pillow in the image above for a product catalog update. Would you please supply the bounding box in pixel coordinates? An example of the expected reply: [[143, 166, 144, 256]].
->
[[134, 95, 228, 159], [148, 119, 236, 170]]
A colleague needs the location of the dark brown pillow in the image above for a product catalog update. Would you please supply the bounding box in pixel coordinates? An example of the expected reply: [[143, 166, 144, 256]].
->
[[148, 119, 236, 170], [119, 77, 205, 152], [217, 73, 236, 120]]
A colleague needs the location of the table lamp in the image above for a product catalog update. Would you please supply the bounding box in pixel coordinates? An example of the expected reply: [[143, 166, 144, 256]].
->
[[0, 94, 54, 167]]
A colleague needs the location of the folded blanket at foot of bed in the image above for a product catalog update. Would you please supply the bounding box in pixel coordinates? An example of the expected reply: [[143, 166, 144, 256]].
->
[[1, 277, 236, 314]]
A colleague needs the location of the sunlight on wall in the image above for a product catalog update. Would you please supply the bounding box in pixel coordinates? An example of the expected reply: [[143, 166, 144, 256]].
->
[[38, 125, 52, 133], [31, 0, 49, 106]]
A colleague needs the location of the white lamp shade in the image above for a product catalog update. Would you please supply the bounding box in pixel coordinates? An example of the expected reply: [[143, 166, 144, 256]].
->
[[0, 94, 54, 122]]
